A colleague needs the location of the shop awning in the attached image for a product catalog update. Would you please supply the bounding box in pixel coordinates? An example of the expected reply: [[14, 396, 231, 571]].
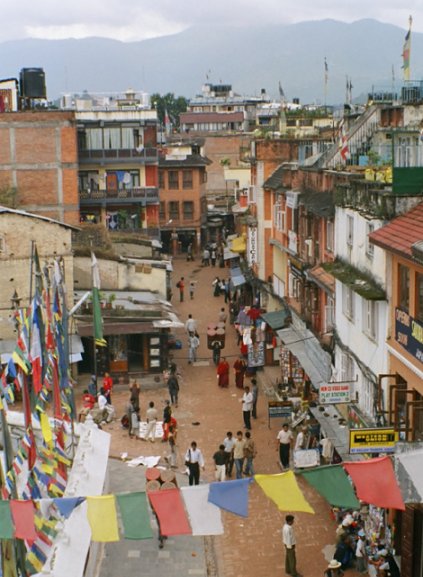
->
[[261, 309, 290, 330], [394, 449, 423, 504], [77, 321, 156, 337], [277, 326, 332, 389], [230, 266, 246, 287], [230, 236, 246, 253], [224, 247, 239, 260], [343, 456, 405, 510], [299, 465, 360, 509]]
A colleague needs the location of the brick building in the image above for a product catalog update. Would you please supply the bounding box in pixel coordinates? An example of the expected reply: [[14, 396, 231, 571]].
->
[[0, 111, 79, 225]]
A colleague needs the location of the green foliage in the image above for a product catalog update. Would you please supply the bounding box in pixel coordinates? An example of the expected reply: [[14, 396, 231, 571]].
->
[[150, 93, 188, 129]]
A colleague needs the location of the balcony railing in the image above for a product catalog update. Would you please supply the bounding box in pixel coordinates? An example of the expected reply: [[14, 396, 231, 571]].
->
[[109, 227, 160, 239], [78, 147, 158, 162], [79, 187, 159, 204]]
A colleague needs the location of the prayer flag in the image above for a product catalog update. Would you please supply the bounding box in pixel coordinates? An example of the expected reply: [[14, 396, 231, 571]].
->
[[255, 471, 315, 514], [39, 413, 53, 448], [91, 253, 107, 347], [343, 456, 405, 510], [116, 492, 153, 540], [54, 497, 85, 519], [299, 465, 360, 509], [87, 496, 120, 542], [402, 18, 412, 81], [10, 500, 38, 542], [208, 478, 253, 517], [148, 489, 191, 536], [0, 501, 14, 539], [181, 485, 223, 535]]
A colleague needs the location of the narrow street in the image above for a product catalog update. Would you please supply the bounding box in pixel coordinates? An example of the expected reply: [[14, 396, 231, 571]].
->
[[98, 255, 362, 577]]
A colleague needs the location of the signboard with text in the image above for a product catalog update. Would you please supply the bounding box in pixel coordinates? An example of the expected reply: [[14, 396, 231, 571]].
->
[[349, 428, 399, 454], [268, 401, 292, 428], [293, 449, 320, 469], [319, 384, 351, 404], [395, 307, 423, 365]]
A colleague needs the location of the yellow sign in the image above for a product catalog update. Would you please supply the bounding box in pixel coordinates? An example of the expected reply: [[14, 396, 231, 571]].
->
[[349, 428, 399, 454]]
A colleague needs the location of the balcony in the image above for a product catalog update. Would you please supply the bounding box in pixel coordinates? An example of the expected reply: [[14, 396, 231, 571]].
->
[[78, 147, 158, 164], [79, 187, 159, 205]]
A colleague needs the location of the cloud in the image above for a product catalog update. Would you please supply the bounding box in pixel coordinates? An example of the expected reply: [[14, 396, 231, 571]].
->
[[0, 0, 418, 43]]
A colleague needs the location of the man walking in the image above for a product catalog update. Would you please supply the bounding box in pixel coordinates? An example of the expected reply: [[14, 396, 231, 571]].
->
[[184, 441, 205, 486], [242, 385, 253, 430], [212, 444, 228, 482], [188, 332, 200, 364], [145, 401, 158, 442], [223, 431, 235, 477], [243, 431, 256, 476], [277, 423, 294, 470], [176, 277, 185, 302], [167, 372, 179, 407], [233, 431, 246, 479], [185, 314, 197, 334], [282, 515, 299, 577]]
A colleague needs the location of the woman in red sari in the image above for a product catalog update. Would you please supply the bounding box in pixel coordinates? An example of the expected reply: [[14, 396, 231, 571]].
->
[[233, 356, 247, 389], [217, 357, 230, 387]]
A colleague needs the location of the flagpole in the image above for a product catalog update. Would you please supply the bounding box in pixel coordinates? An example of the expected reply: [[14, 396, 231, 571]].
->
[[324, 58, 328, 112]]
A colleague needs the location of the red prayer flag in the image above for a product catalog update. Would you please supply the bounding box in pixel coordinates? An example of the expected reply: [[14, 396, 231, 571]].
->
[[10, 500, 38, 542], [343, 456, 405, 511], [148, 489, 191, 536]]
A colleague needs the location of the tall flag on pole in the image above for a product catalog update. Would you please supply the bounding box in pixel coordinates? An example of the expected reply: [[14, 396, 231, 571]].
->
[[91, 253, 107, 347], [278, 81, 286, 102], [324, 57, 328, 86], [339, 119, 350, 163], [402, 15, 412, 81]]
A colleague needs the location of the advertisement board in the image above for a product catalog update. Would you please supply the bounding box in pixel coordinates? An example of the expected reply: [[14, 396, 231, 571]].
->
[[349, 428, 399, 454], [319, 384, 351, 404]]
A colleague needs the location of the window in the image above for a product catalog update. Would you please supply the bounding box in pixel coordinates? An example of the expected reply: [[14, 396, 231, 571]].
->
[[272, 274, 285, 298], [103, 127, 121, 149], [366, 222, 375, 259], [183, 201, 194, 220], [129, 170, 140, 188], [168, 170, 179, 189], [416, 273, 423, 322], [340, 352, 355, 382], [182, 170, 193, 189], [326, 220, 334, 252], [363, 300, 378, 340], [342, 285, 355, 321], [159, 170, 165, 189], [273, 203, 286, 232], [398, 264, 410, 311], [159, 202, 166, 221], [324, 296, 335, 333], [347, 215, 354, 247], [168, 201, 179, 220]]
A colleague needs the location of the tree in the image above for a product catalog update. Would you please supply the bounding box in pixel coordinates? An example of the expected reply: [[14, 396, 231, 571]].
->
[[151, 93, 188, 130]]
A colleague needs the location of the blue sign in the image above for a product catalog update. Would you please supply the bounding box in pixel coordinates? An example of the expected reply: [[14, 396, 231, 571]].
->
[[395, 308, 423, 365]]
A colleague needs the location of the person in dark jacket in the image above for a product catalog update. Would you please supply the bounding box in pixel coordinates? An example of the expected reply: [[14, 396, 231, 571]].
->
[[167, 373, 180, 407]]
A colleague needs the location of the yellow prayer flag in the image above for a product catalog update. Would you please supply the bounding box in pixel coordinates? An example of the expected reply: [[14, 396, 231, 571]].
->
[[255, 471, 315, 514], [40, 413, 53, 447], [87, 496, 120, 542]]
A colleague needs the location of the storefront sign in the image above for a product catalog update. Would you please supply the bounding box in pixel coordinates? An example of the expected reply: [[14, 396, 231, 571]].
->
[[293, 448, 320, 469], [268, 401, 292, 427], [395, 308, 423, 364], [349, 428, 399, 454], [247, 226, 257, 267], [319, 384, 351, 404]]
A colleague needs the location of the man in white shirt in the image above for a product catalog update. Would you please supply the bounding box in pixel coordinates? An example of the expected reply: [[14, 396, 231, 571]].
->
[[184, 441, 205, 486], [145, 401, 158, 442], [185, 314, 197, 335], [96, 389, 115, 423], [282, 515, 299, 577], [242, 386, 253, 430], [276, 423, 294, 470]]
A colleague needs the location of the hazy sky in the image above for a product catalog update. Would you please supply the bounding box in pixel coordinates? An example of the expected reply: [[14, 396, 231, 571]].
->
[[1, 0, 418, 42]]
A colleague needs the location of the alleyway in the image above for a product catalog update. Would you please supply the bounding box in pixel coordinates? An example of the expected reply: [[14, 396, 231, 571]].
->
[[97, 256, 362, 577]]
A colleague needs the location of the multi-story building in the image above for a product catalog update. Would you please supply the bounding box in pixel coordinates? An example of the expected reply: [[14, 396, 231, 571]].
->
[[158, 141, 210, 253]]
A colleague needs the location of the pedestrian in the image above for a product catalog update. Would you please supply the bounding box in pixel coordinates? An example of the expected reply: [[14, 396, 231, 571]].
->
[[213, 444, 228, 482], [282, 515, 299, 577], [223, 431, 235, 477], [276, 423, 294, 470], [219, 278, 225, 294], [355, 530, 368, 574], [129, 379, 140, 414], [233, 356, 247, 389], [187, 242, 193, 261], [185, 313, 197, 334], [188, 332, 200, 364], [167, 421, 177, 467], [88, 374, 97, 396], [217, 356, 230, 387], [202, 247, 210, 266], [102, 372, 113, 404], [218, 307, 227, 323], [184, 441, 205, 486], [211, 338, 223, 366], [189, 281, 195, 300], [251, 378, 258, 418], [224, 280, 231, 303], [211, 248, 217, 266], [294, 427, 306, 451], [243, 431, 256, 476], [242, 385, 253, 430], [212, 276, 221, 297], [145, 401, 158, 442], [233, 431, 246, 479], [325, 559, 343, 577], [162, 400, 172, 441], [176, 277, 185, 302], [127, 400, 139, 438], [167, 372, 179, 407]]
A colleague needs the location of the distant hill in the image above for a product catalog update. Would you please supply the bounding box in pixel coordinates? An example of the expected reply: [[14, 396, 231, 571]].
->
[[1, 19, 421, 103]]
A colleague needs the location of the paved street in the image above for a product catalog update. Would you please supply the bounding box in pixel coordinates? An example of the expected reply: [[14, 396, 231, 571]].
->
[[95, 255, 362, 577]]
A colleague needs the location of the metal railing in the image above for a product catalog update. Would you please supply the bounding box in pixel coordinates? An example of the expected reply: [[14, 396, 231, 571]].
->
[[78, 147, 158, 161], [79, 187, 159, 202]]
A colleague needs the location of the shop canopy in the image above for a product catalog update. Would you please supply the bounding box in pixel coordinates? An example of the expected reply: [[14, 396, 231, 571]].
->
[[261, 309, 290, 331], [223, 247, 239, 260], [230, 266, 246, 288], [299, 465, 360, 509], [277, 325, 332, 389], [394, 449, 423, 504], [343, 456, 405, 511]]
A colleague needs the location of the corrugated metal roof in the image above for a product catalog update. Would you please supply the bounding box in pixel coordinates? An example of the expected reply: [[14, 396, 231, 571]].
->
[[0, 206, 79, 230], [369, 201, 423, 259], [263, 165, 285, 191], [300, 190, 335, 218]]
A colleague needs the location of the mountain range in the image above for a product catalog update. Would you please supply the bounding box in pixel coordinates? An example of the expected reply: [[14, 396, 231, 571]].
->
[[1, 19, 421, 103]]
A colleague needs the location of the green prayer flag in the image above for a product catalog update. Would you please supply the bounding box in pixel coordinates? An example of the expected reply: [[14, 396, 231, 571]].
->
[[116, 492, 153, 540], [0, 501, 14, 539], [299, 465, 360, 509]]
